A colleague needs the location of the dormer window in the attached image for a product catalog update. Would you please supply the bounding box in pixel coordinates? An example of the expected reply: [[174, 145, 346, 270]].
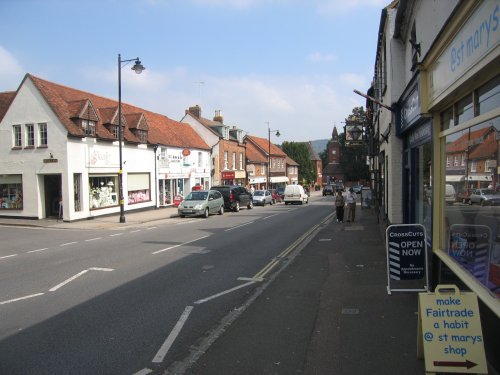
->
[[82, 119, 96, 136], [136, 129, 148, 143], [223, 127, 229, 140]]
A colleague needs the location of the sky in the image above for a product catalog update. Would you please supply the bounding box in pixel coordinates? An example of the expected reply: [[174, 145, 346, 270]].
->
[[0, 0, 387, 142]]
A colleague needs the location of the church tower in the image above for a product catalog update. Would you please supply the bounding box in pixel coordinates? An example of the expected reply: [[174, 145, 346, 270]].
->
[[322, 126, 345, 186], [327, 127, 340, 164]]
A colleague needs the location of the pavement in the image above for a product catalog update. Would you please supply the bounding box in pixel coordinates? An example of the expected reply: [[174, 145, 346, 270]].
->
[[0, 191, 427, 374]]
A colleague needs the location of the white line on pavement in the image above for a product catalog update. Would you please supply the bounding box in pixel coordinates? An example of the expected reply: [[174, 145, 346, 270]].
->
[[109, 233, 124, 237], [0, 254, 18, 260], [152, 235, 210, 255], [130, 229, 141, 233], [85, 237, 102, 242], [27, 248, 49, 253], [133, 369, 153, 375], [60, 242, 77, 247], [263, 213, 279, 220], [0, 293, 45, 305], [225, 221, 254, 231], [146, 227, 157, 230], [49, 268, 114, 292], [194, 281, 256, 305], [152, 306, 194, 363]]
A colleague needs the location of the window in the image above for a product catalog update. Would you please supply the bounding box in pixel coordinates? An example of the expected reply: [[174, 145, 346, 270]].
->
[[82, 119, 96, 136], [239, 153, 243, 170], [456, 94, 474, 125], [0, 175, 23, 209], [25, 124, 34, 147], [470, 160, 477, 172], [477, 74, 500, 115], [198, 152, 202, 168], [38, 123, 47, 146], [128, 173, 151, 204], [232, 152, 236, 170], [112, 125, 119, 139], [136, 129, 147, 143], [74, 173, 82, 212], [12, 125, 21, 147], [453, 155, 458, 166], [89, 175, 118, 209], [260, 163, 265, 175], [224, 151, 228, 170]]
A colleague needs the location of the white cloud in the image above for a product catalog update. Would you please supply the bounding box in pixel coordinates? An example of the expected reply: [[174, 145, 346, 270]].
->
[[0, 46, 25, 91], [308, 52, 337, 63]]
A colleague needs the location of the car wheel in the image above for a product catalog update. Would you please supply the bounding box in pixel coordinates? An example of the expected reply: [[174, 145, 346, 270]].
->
[[234, 201, 240, 212], [247, 201, 253, 209], [180, 215, 185, 218], [285, 202, 289, 205], [219, 205, 224, 215], [480, 200, 486, 206], [204, 208, 209, 218]]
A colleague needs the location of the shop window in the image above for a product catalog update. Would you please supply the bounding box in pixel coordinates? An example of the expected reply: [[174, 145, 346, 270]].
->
[[128, 173, 150, 204], [0, 175, 23, 209], [38, 123, 47, 147], [478, 74, 500, 115], [440, 106, 454, 131], [232, 152, 236, 170], [74, 173, 82, 212], [25, 124, 34, 147], [12, 125, 22, 147], [443, 117, 500, 299], [456, 94, 474, 125], [89, 175, 118, 209]]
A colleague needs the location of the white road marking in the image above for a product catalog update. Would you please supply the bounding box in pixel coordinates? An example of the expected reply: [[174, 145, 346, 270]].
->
[[176, 219, 197, 225], [0, 254, 18, 260], [152, 306, 194, 363], [85, 237, 102, 242], [152, 235, 210, 254], [263, 213, 279, 220], [109, 233, 124, 237], [0, 293, 45, 305], [194, 281, 256, 305], [318, 238, 332, 241], [49, 267, 114, 292], [146, 227, 157, 230], [225, 221, 254, 231], [130, 229, 141, 233], [27, 248, 49, 253], [60, 242, 77, 247], [237, 277, 264, 282], [133, 369, 153, 375]]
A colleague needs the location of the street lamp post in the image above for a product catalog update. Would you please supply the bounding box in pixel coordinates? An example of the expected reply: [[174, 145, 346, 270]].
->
[[267, 122, 280, 190], [118, 54, 145, 223]]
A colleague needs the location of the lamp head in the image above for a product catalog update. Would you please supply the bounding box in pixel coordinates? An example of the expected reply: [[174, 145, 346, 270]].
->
[[276, 130, 281, 137], [131, 59, 145, 74]]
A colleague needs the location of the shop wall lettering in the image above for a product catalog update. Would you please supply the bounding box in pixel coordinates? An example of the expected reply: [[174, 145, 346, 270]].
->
[[450, 4, 499, 72], [89, 150, 112, 166]]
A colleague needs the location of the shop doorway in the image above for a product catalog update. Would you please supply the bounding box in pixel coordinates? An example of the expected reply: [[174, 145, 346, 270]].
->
[[44, 174, 62, 218]]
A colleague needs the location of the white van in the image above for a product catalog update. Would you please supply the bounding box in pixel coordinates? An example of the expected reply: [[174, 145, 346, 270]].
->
[[284, 184, 309, 205], [445, 184, 456, 205]]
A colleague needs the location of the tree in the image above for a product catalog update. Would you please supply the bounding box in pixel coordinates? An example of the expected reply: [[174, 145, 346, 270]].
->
[[340, 107, 370, 183], [281, 142, 316, 185]]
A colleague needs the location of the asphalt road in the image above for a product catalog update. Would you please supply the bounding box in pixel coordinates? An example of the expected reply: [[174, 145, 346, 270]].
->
[[0, 197, 332, 374]]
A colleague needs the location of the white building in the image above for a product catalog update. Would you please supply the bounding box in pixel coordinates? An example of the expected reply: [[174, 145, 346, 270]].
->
[[0, 74, 210, 221]]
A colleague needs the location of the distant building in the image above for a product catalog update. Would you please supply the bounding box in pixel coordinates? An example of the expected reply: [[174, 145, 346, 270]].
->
[[322, 127, 345, 185]]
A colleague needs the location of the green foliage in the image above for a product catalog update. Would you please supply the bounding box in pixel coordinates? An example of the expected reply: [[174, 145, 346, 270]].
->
[[281, 141, 317, 185], [340, 107, 370, 182]]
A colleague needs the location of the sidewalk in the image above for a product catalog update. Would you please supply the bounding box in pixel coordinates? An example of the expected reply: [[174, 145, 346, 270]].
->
[[183, 203, 425, 375]]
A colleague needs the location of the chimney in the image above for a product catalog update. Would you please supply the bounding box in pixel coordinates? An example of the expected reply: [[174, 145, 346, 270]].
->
[[213, 110, 223, 123], [187, 105, 201, 118]]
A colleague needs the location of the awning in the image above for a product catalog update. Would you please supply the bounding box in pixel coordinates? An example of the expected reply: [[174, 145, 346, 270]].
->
[[249, 177, 266, 183], [270, 176, 289, 183], [467, 174, 491, 181], [445, 175, 465, 182]]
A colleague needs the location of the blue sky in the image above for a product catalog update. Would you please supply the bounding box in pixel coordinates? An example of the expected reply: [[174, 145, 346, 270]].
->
[[0, 0, 387, 142]]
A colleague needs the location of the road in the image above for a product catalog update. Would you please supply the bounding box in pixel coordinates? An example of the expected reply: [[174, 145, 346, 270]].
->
[[0, 195, 333, 375]]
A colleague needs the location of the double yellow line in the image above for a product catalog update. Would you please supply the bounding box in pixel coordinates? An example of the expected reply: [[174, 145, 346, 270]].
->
[[253, 212, 335, 280]]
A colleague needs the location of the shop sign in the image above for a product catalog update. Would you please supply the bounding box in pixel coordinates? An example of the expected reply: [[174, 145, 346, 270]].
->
[[222, 171, 235, 179], [182, 149, 191, 157], [408, 121, 432, 148], [417, 285, 487, 374], [386, 224, 429, 294], [399, 83, 421, 132], [431, 1, 500, 101], [43, 158, 58, 163]]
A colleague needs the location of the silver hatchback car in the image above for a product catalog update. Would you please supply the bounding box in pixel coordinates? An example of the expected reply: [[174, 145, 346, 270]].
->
[[469, 188, 500, 206], [178, 190, 224, 218]]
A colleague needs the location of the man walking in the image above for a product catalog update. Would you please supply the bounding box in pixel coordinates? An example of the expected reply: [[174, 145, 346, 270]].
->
[[335, 190, 345, 223], [346, 187, 357, 222]]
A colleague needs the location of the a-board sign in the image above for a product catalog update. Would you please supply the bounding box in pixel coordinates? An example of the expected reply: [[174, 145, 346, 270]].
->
[[417, 285, 487, 374], [386, 224, 428, 294]]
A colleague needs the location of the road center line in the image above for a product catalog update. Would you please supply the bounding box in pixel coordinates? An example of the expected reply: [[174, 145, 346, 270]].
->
[[225, 221, 254, 231], [152, 306, 194, 363], [0, 293, 45, 305], [27, 248, 48, 253], [263, 213, 280, 220], [60, 242, 77, 247], [194, 281, 257, 305], [152, 235, 210, 254], [85, 237, 102, 242], [0, 254, 18, 260], [109, 233, 124, 237]]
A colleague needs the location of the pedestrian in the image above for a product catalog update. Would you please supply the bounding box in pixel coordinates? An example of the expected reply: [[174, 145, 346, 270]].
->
[[346, 187, 357, 222], [335, 189, 345, 223], [250, 185, 255, 195]]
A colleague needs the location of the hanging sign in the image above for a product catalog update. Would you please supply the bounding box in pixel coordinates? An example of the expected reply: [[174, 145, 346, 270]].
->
[[417, 285, 487, 374], [386, 224, 429, 294]]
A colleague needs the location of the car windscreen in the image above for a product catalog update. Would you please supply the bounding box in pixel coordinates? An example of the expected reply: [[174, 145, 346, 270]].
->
[[481, 189, 496, 195], [186, 192, 208, 200], [254, 191, 264, 196]]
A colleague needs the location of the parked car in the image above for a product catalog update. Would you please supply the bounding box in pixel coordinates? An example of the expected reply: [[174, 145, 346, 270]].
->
[[322, 185, 334, 196], [178, 190, 224, 218], [456, 188, 473, 204], [445, 184, 456, 205], [333, 183, 345, 192], [210, 185, 253, 212], [284, 184, 309, 205], [469, 188, 500, 206], [270, 189, 282, 203], [253, 190, 273, 206], [351, 184, 363, 194]]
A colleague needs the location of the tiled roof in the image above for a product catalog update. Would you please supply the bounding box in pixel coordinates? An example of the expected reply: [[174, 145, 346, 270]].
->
[[0, 91, 16, 122], [246, 141, 268, 163], [286, 156, 299, 166], [27, 74, 209, 150], [469, 130, 498, 159], [245, 135, 286, 157], [446, 127, 492, 153]]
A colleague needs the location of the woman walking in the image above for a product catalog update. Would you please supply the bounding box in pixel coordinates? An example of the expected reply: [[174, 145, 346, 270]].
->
[[335, 190, 345, 223], [346, 187, 357, 222]]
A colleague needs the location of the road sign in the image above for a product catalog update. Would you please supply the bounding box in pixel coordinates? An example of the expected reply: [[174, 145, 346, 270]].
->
[[386, 224, 429, 294], [417, 285, 487, 374]]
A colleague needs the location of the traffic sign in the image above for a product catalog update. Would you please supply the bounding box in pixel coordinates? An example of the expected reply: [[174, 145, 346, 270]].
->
[[417, 285, 487, 374]]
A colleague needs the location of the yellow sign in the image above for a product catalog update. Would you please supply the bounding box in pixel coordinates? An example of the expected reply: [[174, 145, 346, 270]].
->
[[418, 285, 487, 373]]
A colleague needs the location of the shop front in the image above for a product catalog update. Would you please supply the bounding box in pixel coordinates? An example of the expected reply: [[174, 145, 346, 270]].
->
[[221, 171, 235, 185], [249, 176, 266, 190]]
